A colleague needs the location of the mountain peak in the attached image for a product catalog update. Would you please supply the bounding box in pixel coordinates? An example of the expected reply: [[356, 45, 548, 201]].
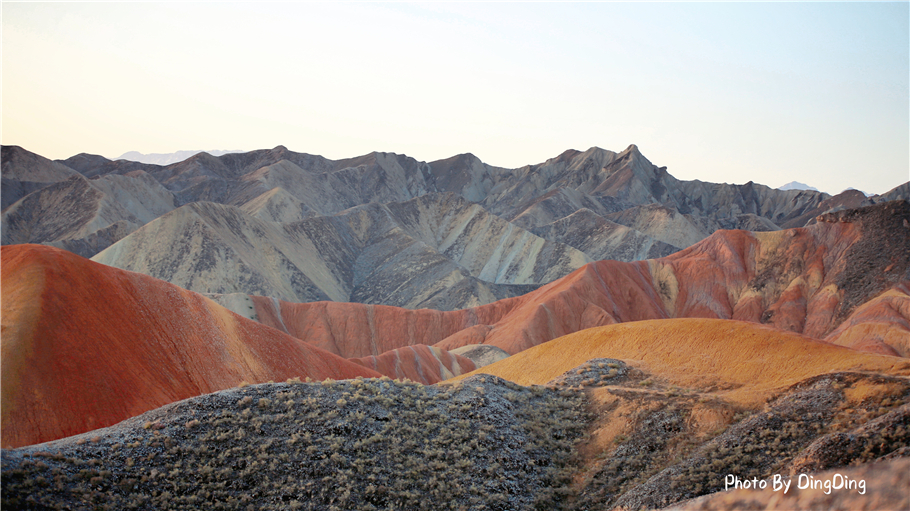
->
[[552, 149, 582, 164], [430, 152, 481, 167], [116, 150, 244, 166], [778, 181, 820, 192], [183, 151, 222, 164]]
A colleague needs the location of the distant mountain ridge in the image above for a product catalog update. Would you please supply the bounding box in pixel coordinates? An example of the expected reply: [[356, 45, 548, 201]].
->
[[116, 149, 245, 165], [3, 143, 908, 310], [778, 180, 820, 192]]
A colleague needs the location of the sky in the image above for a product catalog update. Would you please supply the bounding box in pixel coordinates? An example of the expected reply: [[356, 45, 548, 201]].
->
[[2, 2, 908, 195]]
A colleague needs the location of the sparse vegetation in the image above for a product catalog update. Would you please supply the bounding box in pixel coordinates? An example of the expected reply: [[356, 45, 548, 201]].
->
[[2, 375, 587, 511], [3, 365, 908, 511], [573, 371, 910, 511]]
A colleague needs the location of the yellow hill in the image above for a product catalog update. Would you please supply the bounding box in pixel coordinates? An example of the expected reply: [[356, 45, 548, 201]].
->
[[449, 318, 910, 406]]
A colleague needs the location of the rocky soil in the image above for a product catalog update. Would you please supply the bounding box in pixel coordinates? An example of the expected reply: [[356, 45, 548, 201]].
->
[[3, 364, 908, 510], [2, 375, 587, 510]]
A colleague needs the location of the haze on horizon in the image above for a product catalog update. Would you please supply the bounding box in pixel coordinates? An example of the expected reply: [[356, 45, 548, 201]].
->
[[2, 2, 907, 195]]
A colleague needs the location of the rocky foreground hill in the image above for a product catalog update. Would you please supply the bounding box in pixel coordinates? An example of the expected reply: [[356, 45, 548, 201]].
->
[[4, 143, 906, 310], [2, 349, 907, 510]]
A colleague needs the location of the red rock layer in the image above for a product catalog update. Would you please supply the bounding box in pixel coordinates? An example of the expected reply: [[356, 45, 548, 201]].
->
[[439, 216, 907, 355], [252, 203, 909, 357], [248, 297, 522, 358], [349, 345, 477, 384], [824, 282, 910, 357], [1, 245, 380, 448]]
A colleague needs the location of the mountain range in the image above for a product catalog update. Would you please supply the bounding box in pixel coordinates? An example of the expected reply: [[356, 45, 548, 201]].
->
[[3, 199, 908, 450], [3, 143, 906, 311], [2, 142, 909, 510], [116, 149, 245, 166], [777, 180, 820, 192]]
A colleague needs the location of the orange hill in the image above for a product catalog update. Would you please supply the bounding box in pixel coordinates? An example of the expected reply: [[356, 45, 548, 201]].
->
[[1, 244, 382, 448], [247, 202, 909, 358], [449, 318, 910, 406]]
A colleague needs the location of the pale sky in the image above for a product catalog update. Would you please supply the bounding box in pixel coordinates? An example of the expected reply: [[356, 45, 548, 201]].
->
[[3, 2, 908, 195]]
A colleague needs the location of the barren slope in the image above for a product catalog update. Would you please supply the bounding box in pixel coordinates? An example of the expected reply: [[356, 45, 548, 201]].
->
[[349, 344, 476, 383], [92, 194, 584, 310], [823, 283, 910, 357], [0, 244, 380, 448], [1, 145, 82, 210], [239, 295, 522, 358], [1, 172, 176, 257], [530, 208, 680, 262], [605, 203, 712, 248], [449, 318, 910, 405]]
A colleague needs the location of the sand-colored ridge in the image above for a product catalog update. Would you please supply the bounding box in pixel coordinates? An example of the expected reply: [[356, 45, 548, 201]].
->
[[1, 244, 380, 448], [449, 318, 910, 406]]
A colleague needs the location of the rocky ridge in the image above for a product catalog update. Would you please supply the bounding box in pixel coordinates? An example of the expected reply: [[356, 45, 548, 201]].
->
[[6, 143, 906, 311], [90, 194, 580, 309], [3, 356, 907, 510], [1, 375, 587, 510]]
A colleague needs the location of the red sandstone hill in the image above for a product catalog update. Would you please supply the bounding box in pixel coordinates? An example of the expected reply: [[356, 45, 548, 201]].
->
[[242, 201, 909, 358], [349, 345, 475, 383], [1, 245, 467, 448]]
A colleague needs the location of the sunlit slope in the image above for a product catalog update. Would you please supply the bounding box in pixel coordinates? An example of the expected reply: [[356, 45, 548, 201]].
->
[[450, 318, 910, 405], [1, 245, 379, 448]]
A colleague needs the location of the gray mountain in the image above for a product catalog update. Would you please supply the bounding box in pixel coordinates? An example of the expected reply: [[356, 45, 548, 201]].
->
[[427, 144, 834, 242], [6, 143, 907, 311], [446, 145, 831, 228], [1, 171, 176, 257], [2, 145, 82, 210], [530, 208, 680, 262], [36, 143, 844, 235], [91, 193, 586, 310], [874, 181, 910, 203]]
